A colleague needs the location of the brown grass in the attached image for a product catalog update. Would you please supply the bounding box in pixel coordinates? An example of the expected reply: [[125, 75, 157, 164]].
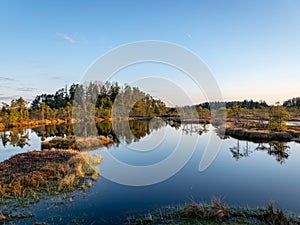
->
[[0, 118, 72, 131], [174, 198, 237, 221], [258, 202, 296, 225], [42, 135, 113, 151], [0, 150, 102, 199], [127, 199, 300, 225]]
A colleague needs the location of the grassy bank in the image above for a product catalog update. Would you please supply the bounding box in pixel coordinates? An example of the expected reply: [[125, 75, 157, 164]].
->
[[0, 150, 102, 223], [0, 118, 72, 132], [0, 150, 102, 199], [0, 116, 134, 132], [126, 198, 300, 225], [224, 121, 300, 143]]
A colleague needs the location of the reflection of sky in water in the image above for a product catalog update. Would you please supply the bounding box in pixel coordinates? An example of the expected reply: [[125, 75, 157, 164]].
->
[[109, 126, 179, 166], [286, 121, 300, 126], [1, 122, 300, 224]]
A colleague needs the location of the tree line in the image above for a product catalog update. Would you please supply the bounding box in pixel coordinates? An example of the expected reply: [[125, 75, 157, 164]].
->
[[283, 97, 300, 108], [0, 81, 299, 133], [0, 82, 169, 124], [197, 99, 268, 110]]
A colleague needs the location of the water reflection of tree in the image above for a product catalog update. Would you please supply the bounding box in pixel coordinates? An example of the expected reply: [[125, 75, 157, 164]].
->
[[229, 139, 290, 164], [129, 120, 150, 140], [230, 140, 251, 160], [181, 123, 209, 136], [74, 120, 166, 145], [215, 127, 230, 140], [256, 142, 290, 164], [32, 124, 73, 140], [73, 122, 98, 138], [11, 121, 163, 147], [0, 132, 9, 147], [115, 120, 166, 144], [2, 120, 208, 149], [166, 120, 181, 129], [0, 129, 30, 148]]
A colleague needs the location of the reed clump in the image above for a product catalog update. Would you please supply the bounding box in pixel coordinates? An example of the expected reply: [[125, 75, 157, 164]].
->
[[173, 198, 237, 222]]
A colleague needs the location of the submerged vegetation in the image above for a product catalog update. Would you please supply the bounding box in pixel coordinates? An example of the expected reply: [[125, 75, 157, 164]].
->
[[127, 199, 300, 225]]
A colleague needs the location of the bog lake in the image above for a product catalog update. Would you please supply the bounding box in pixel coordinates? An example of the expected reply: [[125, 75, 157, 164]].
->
[[1, 120, 300, 224]]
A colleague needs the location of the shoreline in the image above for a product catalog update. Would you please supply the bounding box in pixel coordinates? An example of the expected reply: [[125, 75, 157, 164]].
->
[[0, 150, 102, 223], [0, 118, 73, 132], [126, 199, 300, 225], [224, 121, 300, 143], [0, 116, 209, 132], [225, 128, 300, 143], [1, 117, 300, 143]]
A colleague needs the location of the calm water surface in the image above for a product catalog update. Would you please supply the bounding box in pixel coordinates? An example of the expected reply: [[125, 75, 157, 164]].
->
[[0, 121, 300, 224]]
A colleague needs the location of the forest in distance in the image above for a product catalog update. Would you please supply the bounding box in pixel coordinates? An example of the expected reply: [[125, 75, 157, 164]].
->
[[0, 81, 299, 132]]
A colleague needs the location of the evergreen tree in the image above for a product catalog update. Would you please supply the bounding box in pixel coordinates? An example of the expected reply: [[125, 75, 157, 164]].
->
[[269, 102, 290, 132]]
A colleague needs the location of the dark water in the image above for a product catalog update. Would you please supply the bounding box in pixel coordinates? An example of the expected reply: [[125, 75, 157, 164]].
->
[[1, 120, 300, 224]]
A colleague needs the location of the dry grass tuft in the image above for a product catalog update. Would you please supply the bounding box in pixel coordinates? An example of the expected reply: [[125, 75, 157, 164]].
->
[[42, 135, 113, 151], [0, 213, 6, 222], [0, 150, 102, 199], [258, 202, 295, 225], [127, 198, 300, 225], [174, 198, 234, 221]]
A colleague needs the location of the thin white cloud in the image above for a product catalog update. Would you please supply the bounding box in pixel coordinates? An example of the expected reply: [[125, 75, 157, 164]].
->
[[16, 87, 37, 92], [50, 76, 63, 80], [0, 95, 19, 101], [0, 76, 16, 81], [56, 33, 76, 43]]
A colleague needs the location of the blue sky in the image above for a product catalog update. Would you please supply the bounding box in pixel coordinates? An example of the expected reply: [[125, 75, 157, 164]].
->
[[0, 0, 300, 105]]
